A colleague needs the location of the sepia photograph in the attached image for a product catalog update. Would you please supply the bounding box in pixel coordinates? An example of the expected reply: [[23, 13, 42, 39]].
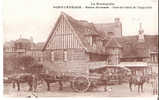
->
[[2, 0, 158, 98]]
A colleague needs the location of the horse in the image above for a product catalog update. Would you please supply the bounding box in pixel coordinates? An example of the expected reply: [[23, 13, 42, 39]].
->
[[148, 72, 158, 95], [128, 74, 148, 93], [38, 73, 64, 91], [9, 73, 34, 91]]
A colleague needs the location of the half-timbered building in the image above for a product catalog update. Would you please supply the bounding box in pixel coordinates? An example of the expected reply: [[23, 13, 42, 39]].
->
[[42, 12, 116, 62], [42, 12, 158, 67]]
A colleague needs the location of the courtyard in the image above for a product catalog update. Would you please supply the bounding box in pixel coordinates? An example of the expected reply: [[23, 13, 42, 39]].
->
[[3, 82, 157, 98]]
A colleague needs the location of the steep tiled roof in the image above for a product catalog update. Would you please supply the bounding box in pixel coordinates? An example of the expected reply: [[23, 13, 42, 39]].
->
[[94, 23, 117, 37], [42, 12, 115, 54], [116, 35, 158, 58], [144, 35, 158, 52], [63, 13, 105, 54], [42, 12, 158, 58]]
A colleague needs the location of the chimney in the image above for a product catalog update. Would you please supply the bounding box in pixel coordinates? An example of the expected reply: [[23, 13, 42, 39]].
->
[[114, 18, 122, 37], [114, 18, 120, 23]]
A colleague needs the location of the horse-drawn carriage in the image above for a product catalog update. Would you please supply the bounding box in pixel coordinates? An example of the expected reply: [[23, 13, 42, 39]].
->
[[5, 61, 132, 92], [38, 61, 153, 93], [10, 61, 154, 93], [39, 61, 130, 92]]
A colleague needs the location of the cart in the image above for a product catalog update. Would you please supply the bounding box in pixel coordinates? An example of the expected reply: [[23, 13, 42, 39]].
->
[[42, 61, 130, 92]]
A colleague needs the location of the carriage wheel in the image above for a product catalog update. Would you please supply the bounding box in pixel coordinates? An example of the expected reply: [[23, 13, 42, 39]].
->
[[72, 76, 90, 92]]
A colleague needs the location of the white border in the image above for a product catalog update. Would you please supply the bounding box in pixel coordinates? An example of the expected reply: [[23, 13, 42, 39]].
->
[[0, 0, 158, 100]]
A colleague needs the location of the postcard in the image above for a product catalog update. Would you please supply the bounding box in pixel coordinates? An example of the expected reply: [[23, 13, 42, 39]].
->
[[2, 0, 158, 99]]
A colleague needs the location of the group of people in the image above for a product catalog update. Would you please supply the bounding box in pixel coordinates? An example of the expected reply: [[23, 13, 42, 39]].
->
[[101, 70, 158, 95]]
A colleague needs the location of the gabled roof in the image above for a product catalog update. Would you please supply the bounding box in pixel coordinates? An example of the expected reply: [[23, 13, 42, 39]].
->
[[42, 13, 64, 51], [42, 12, 115, 54], [105, 37, 122, 48], [42, 12, 158, 58]]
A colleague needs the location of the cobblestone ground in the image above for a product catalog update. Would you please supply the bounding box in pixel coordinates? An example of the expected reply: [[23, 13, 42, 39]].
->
[[3, 82, 157, 98]]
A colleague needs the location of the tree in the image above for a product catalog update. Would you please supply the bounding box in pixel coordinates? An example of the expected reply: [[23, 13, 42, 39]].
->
[[15, 56, 37, 73], [3, 55, 39, 75], [3, 54, 18, 75]]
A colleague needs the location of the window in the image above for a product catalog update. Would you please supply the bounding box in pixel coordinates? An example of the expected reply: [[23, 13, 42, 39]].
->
[[64, 50, 68, 61], [151, 54, 155, 62], [108, 56, 112, 65], [51, 51, 54, 61], [116, 54, 119, 64]]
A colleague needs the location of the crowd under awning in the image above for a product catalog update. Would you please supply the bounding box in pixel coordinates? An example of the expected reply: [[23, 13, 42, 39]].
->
[[89, 62, 149, 73], [89, 64, 131, 73]]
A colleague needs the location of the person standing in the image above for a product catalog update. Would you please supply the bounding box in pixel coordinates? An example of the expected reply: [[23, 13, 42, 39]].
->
[[101, 70, 109, 92], [152, 73, 158, 95], [32, 74, 38, 92]]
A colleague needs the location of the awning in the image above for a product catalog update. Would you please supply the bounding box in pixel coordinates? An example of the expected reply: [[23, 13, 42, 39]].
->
[[89, 64, 131, 73], [119, 62, 148, 67]]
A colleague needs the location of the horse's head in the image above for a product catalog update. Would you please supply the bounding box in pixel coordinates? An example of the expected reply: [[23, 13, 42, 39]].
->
[[136, 75, 150, 84]]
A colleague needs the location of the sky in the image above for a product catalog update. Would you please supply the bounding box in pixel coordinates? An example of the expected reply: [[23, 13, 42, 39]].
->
[[2, 0, 158, 43]]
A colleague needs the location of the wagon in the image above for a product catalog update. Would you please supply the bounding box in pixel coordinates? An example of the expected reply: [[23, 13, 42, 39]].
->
[[42, 61, 130, 92]]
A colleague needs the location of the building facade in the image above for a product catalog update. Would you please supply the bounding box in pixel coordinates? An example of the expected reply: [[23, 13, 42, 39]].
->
[[4, 12, 158, 73], [42, 12, 158, 68], [3, 37, 44, 63], [42, 12, 123, 63]]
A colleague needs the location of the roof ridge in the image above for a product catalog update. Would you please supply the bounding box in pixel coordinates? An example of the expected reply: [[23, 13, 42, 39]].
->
[[95, 23, 116, 25], [42, 13, 64, 50]]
